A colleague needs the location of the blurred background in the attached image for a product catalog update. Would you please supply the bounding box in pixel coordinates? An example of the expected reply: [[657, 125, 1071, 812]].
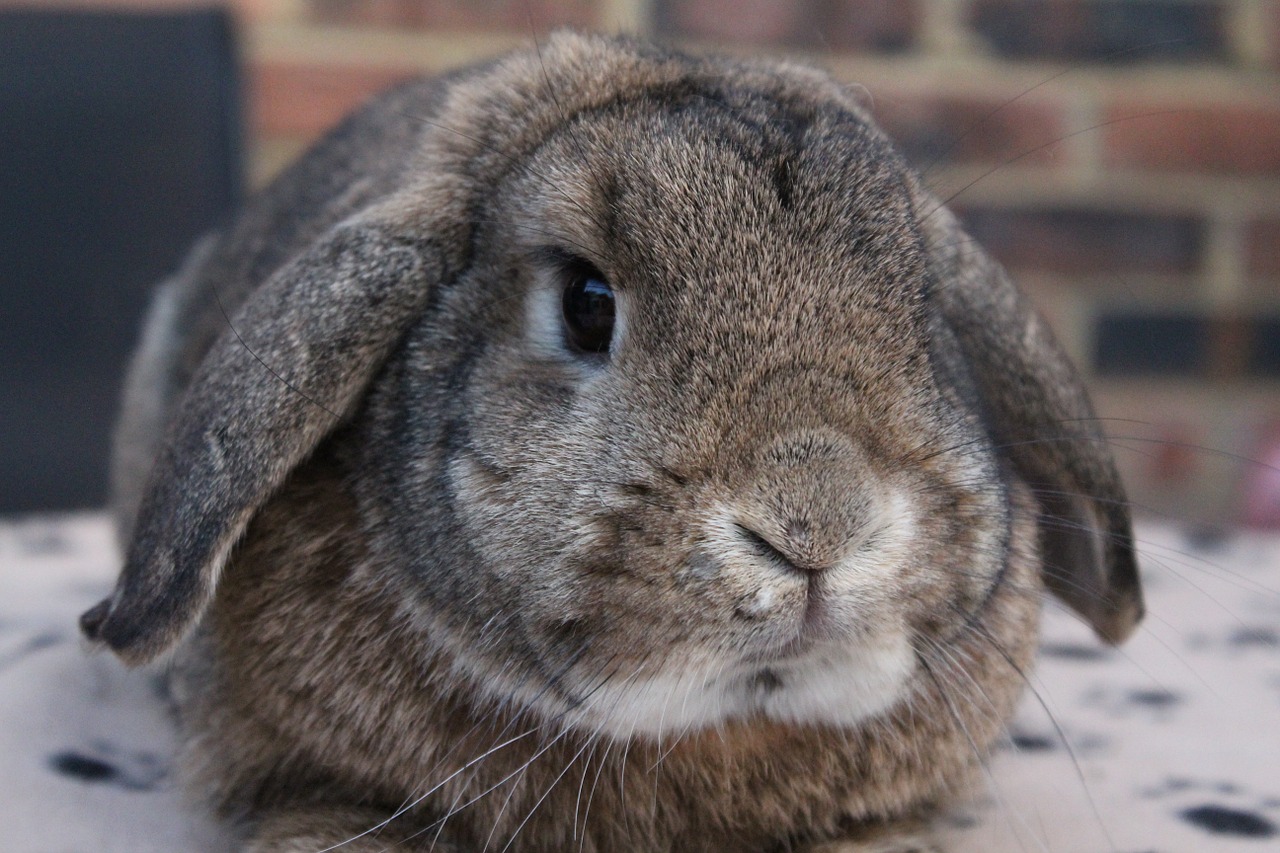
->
[[2, 0, 1278, 528]]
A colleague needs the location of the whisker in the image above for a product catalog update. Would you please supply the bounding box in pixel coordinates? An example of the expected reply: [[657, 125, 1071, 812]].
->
[[910, 38, 1190, 184], [315, 725, 540, 853], [331, 632, 597, 850], [571, 735, 602, 842], [498, 725, 599, 853], [914, 642, 1052, 853], [920, 109, 1187, 220], [959, 617, 1118, 853], [478, 720, 577, 852]]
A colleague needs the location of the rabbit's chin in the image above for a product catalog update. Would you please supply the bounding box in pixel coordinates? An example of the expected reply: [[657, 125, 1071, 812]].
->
[[560, 628, 916, 740]]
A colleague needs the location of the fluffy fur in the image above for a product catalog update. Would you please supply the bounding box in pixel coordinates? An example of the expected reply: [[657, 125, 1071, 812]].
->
[[83, 32, 1142, 852]]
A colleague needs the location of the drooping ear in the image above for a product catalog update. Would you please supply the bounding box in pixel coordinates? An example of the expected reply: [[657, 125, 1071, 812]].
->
[[915, 190, 1143, 645], [81, 222, 438, 664]]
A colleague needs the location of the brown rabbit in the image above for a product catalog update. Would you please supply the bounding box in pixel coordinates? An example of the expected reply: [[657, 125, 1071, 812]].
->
[[82, 31, 1142, 853]]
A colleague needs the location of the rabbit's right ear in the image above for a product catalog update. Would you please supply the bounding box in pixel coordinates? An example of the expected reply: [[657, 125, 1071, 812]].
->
[[80, 220, 444, 665]]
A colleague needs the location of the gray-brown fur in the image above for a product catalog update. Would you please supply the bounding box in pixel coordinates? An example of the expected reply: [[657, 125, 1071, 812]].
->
[[84, 32, 1142, 851]]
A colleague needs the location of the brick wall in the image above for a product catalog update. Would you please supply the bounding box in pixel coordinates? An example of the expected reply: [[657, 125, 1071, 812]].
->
[[19, 0, 1280, 526]]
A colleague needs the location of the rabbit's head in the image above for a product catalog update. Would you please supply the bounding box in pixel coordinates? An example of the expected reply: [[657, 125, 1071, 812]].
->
[[83, 30, 1140, 760]]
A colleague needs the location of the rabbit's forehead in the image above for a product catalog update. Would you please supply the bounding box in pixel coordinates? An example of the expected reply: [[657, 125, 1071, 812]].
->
[[513, 96, 928, 315]]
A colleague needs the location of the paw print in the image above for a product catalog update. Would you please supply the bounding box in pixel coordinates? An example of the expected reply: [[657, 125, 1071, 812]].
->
[[47, 740, 168, 792], [1139, 778, 1279, 841]]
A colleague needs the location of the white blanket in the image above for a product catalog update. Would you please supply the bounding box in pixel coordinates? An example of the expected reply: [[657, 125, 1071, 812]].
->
[[1, 514, 1277, 852]]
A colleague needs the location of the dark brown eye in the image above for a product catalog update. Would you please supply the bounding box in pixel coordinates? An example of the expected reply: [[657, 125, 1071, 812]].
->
[[561, 262, 615, 355]]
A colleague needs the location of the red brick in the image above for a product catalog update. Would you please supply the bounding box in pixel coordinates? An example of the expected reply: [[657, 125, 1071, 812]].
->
[[654, 0, 920, 51], [1247, 219, 1280, 278], [812, 0, 921, 52], [306, 0, 418, 29], [870, 90, 1070, 170], [954, 205, 1204, 275], [654, 0, 811, 45], [1103, 101, 1280, 176], [1206, 315, 1254, 379], [248, 60, 419, 139], [307, 0, 598, 31], [1270, 1, 1280, 70]]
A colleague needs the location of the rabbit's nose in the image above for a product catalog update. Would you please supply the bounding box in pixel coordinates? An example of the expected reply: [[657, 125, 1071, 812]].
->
[[723, 426, 886, 576], [734, 518, 832, 575]]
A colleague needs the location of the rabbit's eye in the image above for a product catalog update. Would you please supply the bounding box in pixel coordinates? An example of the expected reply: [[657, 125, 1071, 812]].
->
[[561, 264, 615, 355]]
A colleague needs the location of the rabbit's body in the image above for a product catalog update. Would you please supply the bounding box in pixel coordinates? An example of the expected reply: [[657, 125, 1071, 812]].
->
[[87, 33, 1142, 852], [173, 448, 1040, 852]]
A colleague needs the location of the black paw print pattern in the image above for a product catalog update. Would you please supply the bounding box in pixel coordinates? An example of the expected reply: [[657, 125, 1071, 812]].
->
[[48, 740, 168, 793]]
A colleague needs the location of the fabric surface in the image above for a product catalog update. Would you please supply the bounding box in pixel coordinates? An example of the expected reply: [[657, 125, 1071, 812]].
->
[[0, 513, 1276, 852]]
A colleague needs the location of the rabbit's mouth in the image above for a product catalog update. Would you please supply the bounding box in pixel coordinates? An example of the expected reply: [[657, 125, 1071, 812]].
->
[[741, 579, 840, 663]]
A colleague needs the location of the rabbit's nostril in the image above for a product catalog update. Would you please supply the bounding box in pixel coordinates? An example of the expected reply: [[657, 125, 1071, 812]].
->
[[735, 522, 825, 574]]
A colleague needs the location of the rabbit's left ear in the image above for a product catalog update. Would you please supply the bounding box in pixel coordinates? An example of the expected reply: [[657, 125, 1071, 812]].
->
[[81, 222, 438, 664], [916, 191, 1143, 645]]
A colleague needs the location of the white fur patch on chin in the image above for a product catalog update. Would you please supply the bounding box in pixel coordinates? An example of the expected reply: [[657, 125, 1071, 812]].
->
[[573, 630, 916, 740], [739, 629, 916, 726]]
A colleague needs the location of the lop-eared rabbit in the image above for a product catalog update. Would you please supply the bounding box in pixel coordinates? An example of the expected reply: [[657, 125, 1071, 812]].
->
[[83, 32, 1142, 853]]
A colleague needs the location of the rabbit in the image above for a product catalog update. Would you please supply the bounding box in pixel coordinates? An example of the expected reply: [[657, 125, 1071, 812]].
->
[[80, 31, 1143, 853]]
